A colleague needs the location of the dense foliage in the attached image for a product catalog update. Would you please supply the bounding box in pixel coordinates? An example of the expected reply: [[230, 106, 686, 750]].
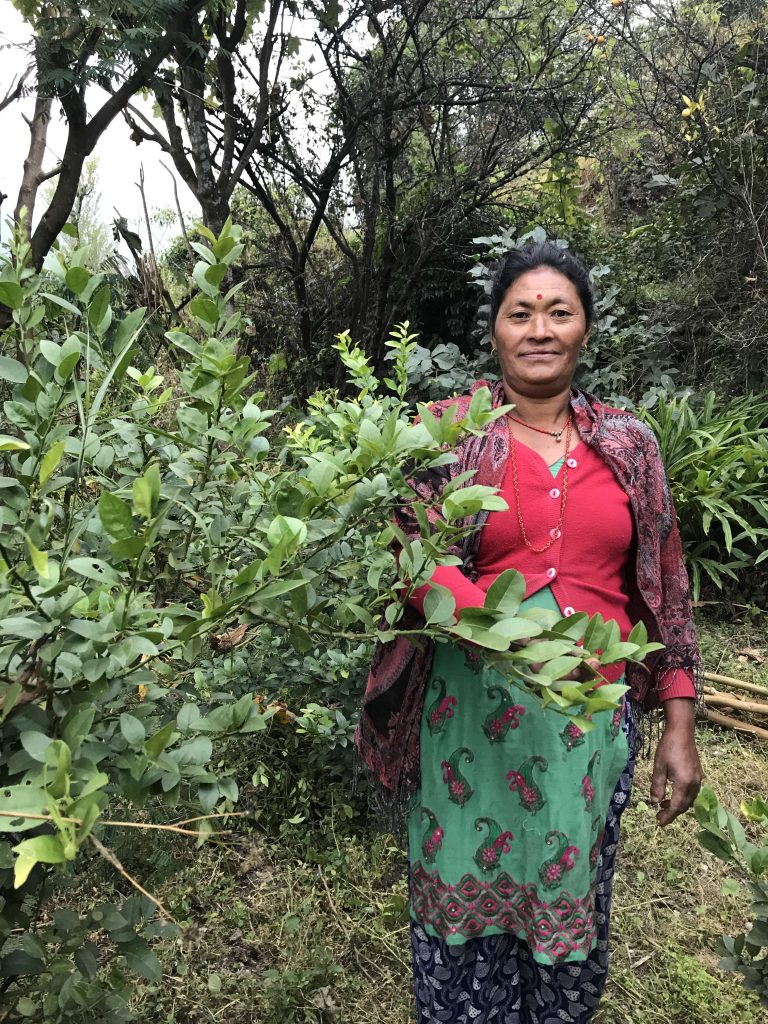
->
[[695, 786, 768, 1009], [1, 1, 768, 1020], [0, 221, 664, 1020]]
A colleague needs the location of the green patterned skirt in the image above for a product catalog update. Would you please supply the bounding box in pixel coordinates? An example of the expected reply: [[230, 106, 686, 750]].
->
[[407, 588, 628, 964]]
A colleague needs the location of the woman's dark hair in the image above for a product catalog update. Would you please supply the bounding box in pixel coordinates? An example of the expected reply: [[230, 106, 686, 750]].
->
[[489, 241, 594, 330]]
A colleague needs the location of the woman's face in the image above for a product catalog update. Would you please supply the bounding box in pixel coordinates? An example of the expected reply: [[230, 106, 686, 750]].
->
[[492, 266, 591, 399]]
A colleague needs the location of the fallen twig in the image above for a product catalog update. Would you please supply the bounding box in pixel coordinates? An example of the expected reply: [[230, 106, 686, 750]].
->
[[705, 708, 768, 740], [704, 671, 768, 698], [704, 692, 768, 716]]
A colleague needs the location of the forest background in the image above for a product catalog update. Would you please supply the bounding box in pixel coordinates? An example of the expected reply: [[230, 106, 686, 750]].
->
[[0, 0, 768, 1022]]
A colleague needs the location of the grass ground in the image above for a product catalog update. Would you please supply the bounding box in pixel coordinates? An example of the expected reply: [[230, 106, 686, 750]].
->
[[95, 615, 768, 1022]]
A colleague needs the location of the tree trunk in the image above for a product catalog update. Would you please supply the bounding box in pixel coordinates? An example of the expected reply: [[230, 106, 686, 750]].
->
[[30, 127, 90, 269], [14, 93, 53, 231]]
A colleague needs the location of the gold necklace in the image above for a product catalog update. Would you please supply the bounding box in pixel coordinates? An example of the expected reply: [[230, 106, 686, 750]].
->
[[507, 417, 572, 554]]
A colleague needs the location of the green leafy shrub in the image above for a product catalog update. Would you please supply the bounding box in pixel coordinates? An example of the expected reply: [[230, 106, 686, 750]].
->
[[694, 786, 768, 1009], [0, 221, 657, 1020], [637, 391, 768, 600]]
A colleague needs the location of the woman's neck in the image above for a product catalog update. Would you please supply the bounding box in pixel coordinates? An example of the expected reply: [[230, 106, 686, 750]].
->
[[502, 387, 572, 430]]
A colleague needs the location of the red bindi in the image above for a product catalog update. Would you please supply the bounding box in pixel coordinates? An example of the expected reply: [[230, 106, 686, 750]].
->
[[536, 293, 543, 300]]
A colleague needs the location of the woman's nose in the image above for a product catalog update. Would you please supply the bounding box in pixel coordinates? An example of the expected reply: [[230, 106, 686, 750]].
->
[[528, 312, 553, 339]]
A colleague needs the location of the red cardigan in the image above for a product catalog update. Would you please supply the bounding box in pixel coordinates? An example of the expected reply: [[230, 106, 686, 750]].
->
[[410, 438, 695, 700]]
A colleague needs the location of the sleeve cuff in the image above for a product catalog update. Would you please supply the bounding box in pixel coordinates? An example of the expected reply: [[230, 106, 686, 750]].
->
[[656, 668, 697, 701]]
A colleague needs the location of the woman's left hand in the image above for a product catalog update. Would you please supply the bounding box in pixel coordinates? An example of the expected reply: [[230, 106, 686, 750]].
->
[[650, 699, 703, 827]]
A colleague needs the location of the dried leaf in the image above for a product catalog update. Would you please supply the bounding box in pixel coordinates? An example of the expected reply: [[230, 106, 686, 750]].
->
[[209, 623, 248, 651], [736, 647, 765, 664], [312, 986, 339, 1017]]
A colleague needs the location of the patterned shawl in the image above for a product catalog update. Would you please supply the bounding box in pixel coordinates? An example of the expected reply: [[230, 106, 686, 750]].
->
[[355, 380, 702, 817]]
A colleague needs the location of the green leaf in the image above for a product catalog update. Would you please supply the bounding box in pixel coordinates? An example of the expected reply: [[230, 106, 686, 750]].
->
[[177, 704, 202, 733], [67, 556, 122, 585], [25, 535, 49, 578], [62, 706, 96, 751], [720, 877, 741, 897], [748, 846, 768, 876], [120, 713, 146, 747], [13, 834, 68, 887], [145, 720, 177, 759], [172, 737, 212, 765], [205, 262, 229, 288], [87, 284, 112, 336], [189, 294, 220, 326], [41, 292, 81, 316], [0, 615, 49, 640], [484, 569, 526, 616], [250, 578, 308, 603], [40, 440, 65, 485], [57, 336, 81, 379], [15, 996, 38, 1017], [0, 281, 23, 310], [122, 948, 162, 982], [133, 464, 161, 519], [745, 919, 768, 947], [697, 829, 735, 863], [99, 491, 134, 540], [113, 307, 146, 354], [514, 640, 574, 661], [0, 356, 28, 384], [599, 642, 639, 664], [40, 338, 62, 366], [442, 485, 507, 522], [111, 536, 145, 561], [0, 434, 31, 452], [20, 731, 54, 762], [65, 267, 90, 296], [0, 684, 22, 723], [0, 786, 50, 832], [423, 584, 456, 625], [289, 623, 313, 652]]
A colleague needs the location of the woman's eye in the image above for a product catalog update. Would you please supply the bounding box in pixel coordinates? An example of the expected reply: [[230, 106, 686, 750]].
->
[[552, 309, 572, 318]]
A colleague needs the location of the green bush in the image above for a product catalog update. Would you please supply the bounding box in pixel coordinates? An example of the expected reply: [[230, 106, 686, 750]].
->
[[694, 786, 768, 1010], [637, 391, 768, 601], [0, 221, 649, 1019]]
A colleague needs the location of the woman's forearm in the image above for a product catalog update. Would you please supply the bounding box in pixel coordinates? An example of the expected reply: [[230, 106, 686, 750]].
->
[[408, 565, 488, 615]]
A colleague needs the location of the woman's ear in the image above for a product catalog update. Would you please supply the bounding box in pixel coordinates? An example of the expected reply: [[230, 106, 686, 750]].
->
[[581, 327, 593, 349]]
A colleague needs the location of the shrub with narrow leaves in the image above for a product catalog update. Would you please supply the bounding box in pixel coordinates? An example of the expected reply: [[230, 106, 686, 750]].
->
[[638, 392, 768, 600]]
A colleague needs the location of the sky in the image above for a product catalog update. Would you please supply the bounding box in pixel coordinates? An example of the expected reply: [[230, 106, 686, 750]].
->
[[0, 0, 197, 249]]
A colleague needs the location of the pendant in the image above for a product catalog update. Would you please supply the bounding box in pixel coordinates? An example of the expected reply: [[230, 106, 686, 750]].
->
[[553, 430, 563, 442]]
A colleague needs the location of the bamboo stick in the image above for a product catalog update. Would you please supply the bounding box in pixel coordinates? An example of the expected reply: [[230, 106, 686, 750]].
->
[[704, 693, 768, 716], [704, 671, 768, 698], [705, 708, 768, 740]]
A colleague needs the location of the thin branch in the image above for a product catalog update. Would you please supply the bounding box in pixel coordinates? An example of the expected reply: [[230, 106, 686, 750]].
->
[[89, 834, 176, 922], [37, 163, 62, 184], [161, 161, 194, 258], [0, 65, 32, 114], [0, 809, 246, 835]]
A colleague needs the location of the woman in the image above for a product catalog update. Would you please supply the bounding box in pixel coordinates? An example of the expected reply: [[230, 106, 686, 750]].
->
[[356, 242, 703, 1024]]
